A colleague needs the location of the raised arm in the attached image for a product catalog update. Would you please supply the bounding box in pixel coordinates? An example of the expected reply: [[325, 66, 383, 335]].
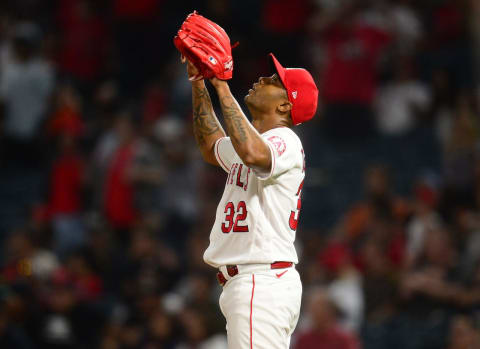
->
[[210, 78, 271, 172], [186, 60, 226, 165]]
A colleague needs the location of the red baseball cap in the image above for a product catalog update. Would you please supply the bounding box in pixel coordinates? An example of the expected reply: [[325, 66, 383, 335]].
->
[[269, 53, 319, 125]]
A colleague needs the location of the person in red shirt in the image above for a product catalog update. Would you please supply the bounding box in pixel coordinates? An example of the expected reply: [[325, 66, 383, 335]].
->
[[312, 3, 391, 142], [49, 135, 84, 217], [48, 132, 86, 259], [56, 0, 109, 85], [260, 0, 312, 65], [294, 288, 361, 349], [103, 115, 139, 241]]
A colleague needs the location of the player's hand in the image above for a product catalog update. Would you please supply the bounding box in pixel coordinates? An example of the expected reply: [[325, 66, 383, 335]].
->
[[181, 55, 203, 82]]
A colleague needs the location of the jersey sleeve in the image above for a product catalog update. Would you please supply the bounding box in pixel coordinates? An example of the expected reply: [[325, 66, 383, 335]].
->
[[253, 128, 301, 180], [214, 137, 235, 173]]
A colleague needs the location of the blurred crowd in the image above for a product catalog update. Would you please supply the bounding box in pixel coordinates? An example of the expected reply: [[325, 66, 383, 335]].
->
[[1, 0, 480, 348]]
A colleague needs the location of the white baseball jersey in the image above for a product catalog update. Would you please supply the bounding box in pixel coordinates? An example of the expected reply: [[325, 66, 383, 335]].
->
[[203, 126, 305, 268]]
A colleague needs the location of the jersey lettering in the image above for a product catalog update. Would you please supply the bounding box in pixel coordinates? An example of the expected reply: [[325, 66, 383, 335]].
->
[[236, 164, 244, 188], [226, 163, 250, 191], [229, 164, 238, 185]]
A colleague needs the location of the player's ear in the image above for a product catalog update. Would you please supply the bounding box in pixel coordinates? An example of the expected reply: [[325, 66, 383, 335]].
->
[[277, 101, 292, 115]]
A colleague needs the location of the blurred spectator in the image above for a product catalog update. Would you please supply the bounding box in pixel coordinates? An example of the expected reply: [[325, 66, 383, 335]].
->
[[454, 260, 480, 309], [36, 267, 104, 348], [93, 112, 167, 243], [3, 231, 59, 283], [85, 226, 126, 294], [399, 228, 459, 348], [318, 241, 364, 332], [47, 84, 84, 139], [176, 307, 227, 349], [375, 58, 431, 136], [260, 0, 311, 62], [91, 80, 121, 135], [446, 315, 480, 349], [56, 0, 110, 89], [47, 133, 86, 259], [121, 228, 180, 302], [143, 308, 176, 348], [294, 287, 361, 349], [155, 117, 201, 255], [130, 121, 166, 231], [0, 299, 34, 349], [262, 0, 310, 35], [406, 179, 443, 268], [113, 0, 165, 96], [101, 114, 139, 238], [455, 209, 480, 283], [421, 0, 473, 88], [343, 165, 409, 250], [142, 81, 168, 124], [386, 0, 423, 55], [311, 1, 391, 141], [401, 228, 458, 304], [176, 272, 224, 335], [113, 0, 159, 22], [0, 21, 54, 166], [359, 238, 400, 349], [442, 94, 479, 207], [64, 251, 103, 302], [111, 315, 146, 349], [431, 69, 456, 145]]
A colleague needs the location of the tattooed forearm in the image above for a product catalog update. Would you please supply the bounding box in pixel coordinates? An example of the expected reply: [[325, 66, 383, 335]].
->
[[211, 81, 270, 170], [192, 85, 223, 146], [220, 95, 248, 143]]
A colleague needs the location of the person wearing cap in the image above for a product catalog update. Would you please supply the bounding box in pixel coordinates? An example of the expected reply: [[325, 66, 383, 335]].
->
[[183, 53, 318, 349]]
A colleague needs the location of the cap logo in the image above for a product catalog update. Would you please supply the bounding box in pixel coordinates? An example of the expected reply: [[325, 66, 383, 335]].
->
[[292, 91, 298, 99], [209, 56, 217, 65]]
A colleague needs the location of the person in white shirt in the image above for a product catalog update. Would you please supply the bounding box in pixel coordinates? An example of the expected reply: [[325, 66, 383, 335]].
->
[[375, 59, 431, 135], [182, 53, 318, 349], [1, 22, 54, 142]]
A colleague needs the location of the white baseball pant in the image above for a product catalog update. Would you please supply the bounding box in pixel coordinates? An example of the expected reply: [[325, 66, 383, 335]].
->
[[218, 264, 302, 349]]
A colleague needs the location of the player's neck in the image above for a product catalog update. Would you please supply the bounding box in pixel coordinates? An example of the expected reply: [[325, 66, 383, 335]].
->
[[251, 113, 291, 134]]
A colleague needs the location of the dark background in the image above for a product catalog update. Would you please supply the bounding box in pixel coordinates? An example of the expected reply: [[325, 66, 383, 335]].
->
[[0, 0, 479, 348]]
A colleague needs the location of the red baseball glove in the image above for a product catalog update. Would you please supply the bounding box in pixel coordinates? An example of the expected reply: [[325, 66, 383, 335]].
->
[[174, 11, 235, 81]]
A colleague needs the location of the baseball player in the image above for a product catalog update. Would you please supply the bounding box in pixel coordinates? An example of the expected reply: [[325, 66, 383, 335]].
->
[[176, 11, 318, 349], [183, 53, 318, 349]]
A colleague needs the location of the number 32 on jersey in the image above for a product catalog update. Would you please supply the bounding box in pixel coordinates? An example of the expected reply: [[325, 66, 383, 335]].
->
[[221, 201, 249, 233], [221, 178, 304, 234]]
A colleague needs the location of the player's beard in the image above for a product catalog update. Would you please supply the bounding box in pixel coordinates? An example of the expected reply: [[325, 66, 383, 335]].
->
[[244, 93, 263, 119]]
